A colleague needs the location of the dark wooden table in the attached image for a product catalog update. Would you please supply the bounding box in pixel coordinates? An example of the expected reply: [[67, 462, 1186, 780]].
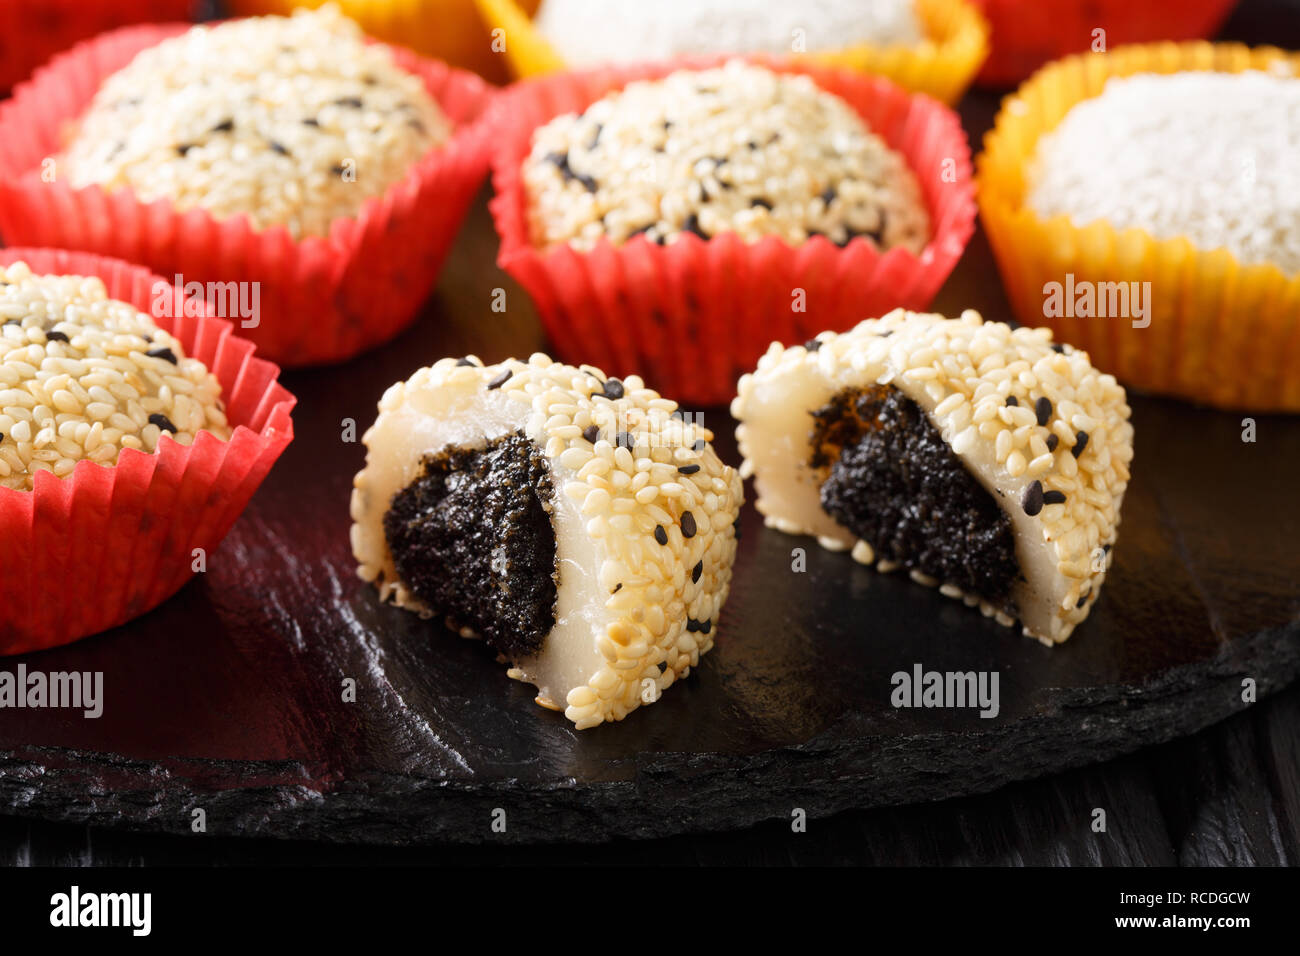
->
[[2, 0, 1297, 866]]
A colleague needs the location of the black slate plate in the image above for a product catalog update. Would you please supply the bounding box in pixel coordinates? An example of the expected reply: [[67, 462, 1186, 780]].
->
[[2, 89, 1299, 844], [2, 265, 1298, 844]]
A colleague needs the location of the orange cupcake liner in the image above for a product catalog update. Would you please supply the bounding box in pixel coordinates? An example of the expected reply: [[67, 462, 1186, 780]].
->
[[0, 22, 496, 368], [474, 0, 988, 106], [229, 0, 544, 86], [972, 0, 1240, 86], [978, 41, 1300, 412], [488, 55, 977, 406], [0, 248, 297, 656], [0, 0, 193, 92]]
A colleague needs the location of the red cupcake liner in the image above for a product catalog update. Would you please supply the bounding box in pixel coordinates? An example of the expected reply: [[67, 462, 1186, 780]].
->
[[972, 0, 1240, 86], [0, 22, 496, 368], [0, 248, 296, 656], [487, 55, 977, 406], [0, 0, 193, 92]]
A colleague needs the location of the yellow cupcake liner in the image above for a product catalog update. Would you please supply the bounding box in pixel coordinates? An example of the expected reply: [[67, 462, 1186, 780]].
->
[[230, 0, 542, 84], [978, 41, 1300, 413], [472, 0, 989, 105]]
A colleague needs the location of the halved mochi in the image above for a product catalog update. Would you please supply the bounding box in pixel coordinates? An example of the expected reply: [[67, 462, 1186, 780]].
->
[[732, 309, 1134, 644], [351, 353, 743, 728]]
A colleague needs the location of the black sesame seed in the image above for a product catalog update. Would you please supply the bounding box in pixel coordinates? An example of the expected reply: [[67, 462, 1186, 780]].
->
[[692, 561, 702, 584], [582, 424, 600, 444], [804, 338, 822, 352], [751, 197, 774, 210], [176, 144, 195, 157], [1035, 396, 1053, 426], [654, 525, 668, 546], [1042, 490, 1067, 505], [657, 661, 667, 673], [1103, 543, 1113, 553], [1005, 395, 1018, 406], [44, 331, 69, 343], [544, 151, 597, 192], [612, 583, 622, 594], [486, 369, 512, 390], [145, 347, 178, 364], [686, 619, 699, 633], [269, 141, 290, 156], [302, 117, 321, 127], [1022, 480, 1044, 516], [615, 431, 635, 450], [1046, 433, 1060, 452], [599, 378, 624, 400], [680, 511, 697, 538], [455, 357, 476, 366], [210, 118, 234, 133], [682, 213, 709, 240], [698, 619, 712, 634], [334, 97, 364, 108], [819, 184, 837, 205], [1051, 343, 1067, 354], [1072, 431, 1089, 459], [677, 464, 700, 475], [148, 413, 177, 433]]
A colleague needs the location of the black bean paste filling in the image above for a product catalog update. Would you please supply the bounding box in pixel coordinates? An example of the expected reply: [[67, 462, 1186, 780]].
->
[[811, 385, 1018, 610], [383, 431, 557, 659]]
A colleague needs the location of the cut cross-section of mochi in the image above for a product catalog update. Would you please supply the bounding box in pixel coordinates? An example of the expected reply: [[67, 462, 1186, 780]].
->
[[351, 353, 743, 728], [732, 308, 1134, 645]]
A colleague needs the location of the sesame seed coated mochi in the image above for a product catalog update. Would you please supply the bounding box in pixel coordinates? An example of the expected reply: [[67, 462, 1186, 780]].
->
[[534, 0, 925, 66], [732, 309, 1135, 644], [0, 261, 231, 492], [350, 354, 743, 729], [62, 6, 451, 240], [523, 61, 930, 252]]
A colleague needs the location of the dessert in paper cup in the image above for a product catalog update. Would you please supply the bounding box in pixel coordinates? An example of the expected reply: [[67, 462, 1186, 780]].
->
[[229, 0, 543, 85], [978, 42, 1300, 412], [0, 0, 193, 92], [0, 248, 295, 655], [475, 0, 988, 105], [0, 7, 495, 368], [488, 56, 976, 405], [971, 0, 1240, 87]]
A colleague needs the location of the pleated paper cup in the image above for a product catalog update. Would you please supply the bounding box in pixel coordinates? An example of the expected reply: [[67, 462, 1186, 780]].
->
[[0, 249, 296, 656], [474, 0, 989, 105], [0, 22, 495, 368], [228, 0, 543, 85], [972, 0, 1240, 86], [0, 0, 193, 92], [978, 41, 1300, 412], [488, 56, 977, 406]]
